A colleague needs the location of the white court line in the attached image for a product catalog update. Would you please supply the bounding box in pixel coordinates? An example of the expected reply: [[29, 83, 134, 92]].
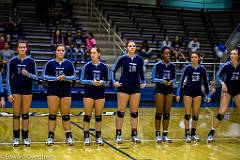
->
[[0, 137, 239, 145]]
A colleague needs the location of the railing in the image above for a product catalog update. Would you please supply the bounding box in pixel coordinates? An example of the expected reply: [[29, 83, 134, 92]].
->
[[83, 0, 126, 55]]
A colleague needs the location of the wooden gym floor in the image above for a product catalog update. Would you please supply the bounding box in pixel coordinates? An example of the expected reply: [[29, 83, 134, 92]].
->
[[0, 107, 239, 160]]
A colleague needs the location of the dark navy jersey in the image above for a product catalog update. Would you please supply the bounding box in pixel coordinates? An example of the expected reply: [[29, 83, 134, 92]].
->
[[176, 64, 210, 97], [80, 61, 109, 93], [111, 54, 146, 89], [0, 72, 4, 95], [42, 59, 76, 91], [151, 60, 176, 86], [6, 56, 38, 95], [216, 61, 240, 87]]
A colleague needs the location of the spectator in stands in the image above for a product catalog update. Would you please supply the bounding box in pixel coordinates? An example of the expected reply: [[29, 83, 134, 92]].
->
[[188, 36, 200, 57], [0, 34, 5, 50], [172, 36, 184, 61], [64, 30, 73, 48], [5, 33, 12, 43], [138, 40, 153, 58], [0, 41, 15, 75], [85, 33, 96, 59], [51, 29, 63, 51], [7, 7, 22, 38], [162, 36, 172, 48], [73, 29, 85, 59]]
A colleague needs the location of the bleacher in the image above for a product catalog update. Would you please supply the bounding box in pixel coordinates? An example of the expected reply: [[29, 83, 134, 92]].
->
[[0, 0, 238, 107]]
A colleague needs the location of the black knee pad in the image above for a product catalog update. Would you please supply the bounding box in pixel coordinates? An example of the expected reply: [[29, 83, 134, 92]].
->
[[155, 113, 162, 120], [95, 115, 102, 122], [192, 115, 199, 121], [84, 115, 91, 122], [163, 114, 170, 120], [216, 113, 224, 121], [116, 111, 125, 118], [62, 115, 70, 121], [13, 115, 20, 119], [130, 112, 138, 118], [22, 113, 29, 120], [185, 114, 191, 120], [48, 115, 57, 121]]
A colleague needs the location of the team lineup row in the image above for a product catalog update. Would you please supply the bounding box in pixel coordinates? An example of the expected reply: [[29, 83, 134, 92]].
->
[[2, 40, 240, 146]]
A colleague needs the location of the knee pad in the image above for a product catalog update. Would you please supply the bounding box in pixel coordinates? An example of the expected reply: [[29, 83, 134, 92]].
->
[[116, 111, 125, 118], [48, 115, 57, 121], [62, 115, 70, 121], [84, 115, 91, 122], [130, 112, 138, 118], [163, 114, 170, 120], [13, 115, 20, 119], [185, 114, 191, 120], [216, 113, 224, 121], [192, 115, 199, 121], [95, 115, 102, 122], [22, 113, 29, 120], [155, 113, 162, 120]]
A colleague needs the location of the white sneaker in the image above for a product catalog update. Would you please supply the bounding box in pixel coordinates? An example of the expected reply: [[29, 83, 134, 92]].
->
[[207, 135, 214, 143], [162, 136, 172, 143], [132, 135, 141, 143], [185, 135, 191, 143], [84, 137, 90, 146], [66, 137, 74, 146], [23, 138, 31, 146], [46, 138, 54, 146], [191, 135, 201, 142], [156, 135, 162, 143], [115, 135, 122, 144], [96, 137, 104, 146], [12, 138, 20, 147]]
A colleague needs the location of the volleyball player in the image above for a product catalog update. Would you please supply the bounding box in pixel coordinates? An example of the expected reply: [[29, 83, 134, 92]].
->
[[80, 47, 109, 146], [42, 44, 76, 146], [0, 72, 5, 108], [6, 40, 38, 146], [111, 40, 146, 144], [151, 47, 175, 143], [176, 52, 210, 143], [207, 47, 240, 142]]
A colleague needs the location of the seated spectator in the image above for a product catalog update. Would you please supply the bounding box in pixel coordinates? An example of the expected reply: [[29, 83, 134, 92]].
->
[[138, 40, 153, 58], [51, 29, 63, 50], [188, 36, 200, 57], [65, 43, 78, 67], [161, 36, 172, 48], [171, 36, 184, 61], [0, 41, 15, 75], [64, 30, 73, 48], [73, 29, 85, 59], [0, 34, 5, 50], [5, 33, 12, 43], [85, 32, 96, 59], [7, 7, 22, 38]]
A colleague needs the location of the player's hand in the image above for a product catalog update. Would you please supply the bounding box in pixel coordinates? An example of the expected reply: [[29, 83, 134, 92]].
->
[[114, 82, 122, 88], [21, 69, 29, 77], [98, 80, 104, 86], [8, 95, 14, 103], [57, 75, 65, 81], [92, 80, 100, 86], [221, 82, 228, 93], [140, 83, 146, 89], [176, 96, 180, 102], [163, 80, 168, 86], [207, 98, 211, 103]]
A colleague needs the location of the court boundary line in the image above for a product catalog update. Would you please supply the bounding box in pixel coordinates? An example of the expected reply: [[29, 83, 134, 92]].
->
[[71, 121, 137, 160]]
